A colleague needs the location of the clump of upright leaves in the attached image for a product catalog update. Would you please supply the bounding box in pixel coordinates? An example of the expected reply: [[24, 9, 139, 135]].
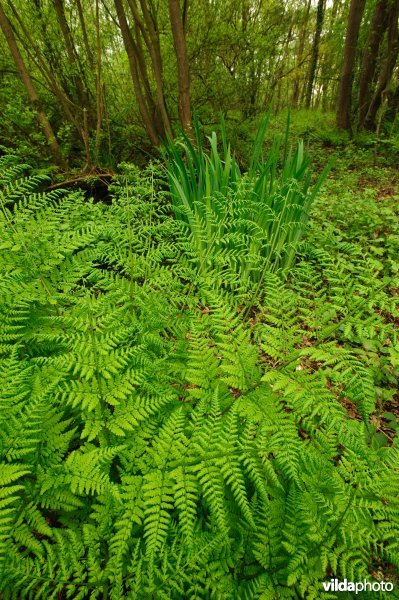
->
[[162, 114, 329, 285]]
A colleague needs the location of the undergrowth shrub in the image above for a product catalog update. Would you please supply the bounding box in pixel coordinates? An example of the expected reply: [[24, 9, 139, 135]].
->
[[0, 150, 398, 599], [162, 116, 329, 285]]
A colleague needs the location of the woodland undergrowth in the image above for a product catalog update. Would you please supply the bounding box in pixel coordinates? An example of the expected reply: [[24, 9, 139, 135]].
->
[[0, 131, 398, 599]]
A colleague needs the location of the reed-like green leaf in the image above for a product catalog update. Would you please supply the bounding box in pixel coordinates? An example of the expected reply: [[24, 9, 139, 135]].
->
[[162, 115, 328, 290]]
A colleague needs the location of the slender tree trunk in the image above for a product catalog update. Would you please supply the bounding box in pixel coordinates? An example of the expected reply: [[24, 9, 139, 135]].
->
[[273, 19, 294, 112], [127, 0, 173, 138], [365, 0, 399, 130], [94, 0, 103, 164], [336, 0, 366, 130], [8, 1, 92, 154], [0, 2, 65, 166], [52, 0, 90, 110], [7, 3, 73, 119], [76, 0, 95, 70], [116, 1, 161, 136], [384, 80, 399, 125], [168, 0, 191, 132], [32, 0, 62, 75], [130, 15, 161, 132], [52, 0, 95, 162], [113, 0, 160, 145], [320, 0, 340, 110], [82, 107, 91, 166], [305, 0, 325, 108], [358, 0, 390, 129], [292, 0, 311, 108]]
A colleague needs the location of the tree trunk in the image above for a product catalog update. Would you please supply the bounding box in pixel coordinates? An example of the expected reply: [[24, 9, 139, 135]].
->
[[113, 0, 160, 145], [292, 0, 312, 108], [129, 13, 161, 134], [0, 2, 65, 166], [127, 0, 173, 138], [336, 0, 366, 130], [320, 0, 340, 111], [365, 0, 399, 130], [94, 0, 103, 164], [168, 0, 191, 133], [384, 80, 399, 125], [305, 0, 325, 108], [52, 0, 90, 111], [76, 0, 94, 70], [8, 1, 91, 153], [273, 19, 294, 112], [52, 0, 95, 163], [358, 0, 390, 129]]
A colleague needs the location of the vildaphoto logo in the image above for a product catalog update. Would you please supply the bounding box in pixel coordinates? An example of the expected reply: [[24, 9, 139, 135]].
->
[[322, 579, 394, 594]]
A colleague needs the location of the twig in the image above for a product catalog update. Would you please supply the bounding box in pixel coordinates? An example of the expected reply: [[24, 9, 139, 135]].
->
[[47, 172, 114, 190]]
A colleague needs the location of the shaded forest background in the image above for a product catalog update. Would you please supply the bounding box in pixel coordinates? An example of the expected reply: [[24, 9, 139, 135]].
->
[[0, 0, 398, 170]]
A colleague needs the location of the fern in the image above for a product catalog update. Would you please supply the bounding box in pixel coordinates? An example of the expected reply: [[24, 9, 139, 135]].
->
[[0, 149, 398, 598], [163, 115, 329, 289]]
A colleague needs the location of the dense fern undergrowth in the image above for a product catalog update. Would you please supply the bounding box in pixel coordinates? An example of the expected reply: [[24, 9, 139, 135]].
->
[[0, 138, 399, 599]]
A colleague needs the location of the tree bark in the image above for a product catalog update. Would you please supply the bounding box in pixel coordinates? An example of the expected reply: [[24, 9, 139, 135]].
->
[[7, 1, 91, 153], [132, 0, 173, 137], [384, 80, 399, 125], [129, 11, 160, 132], [94, 0, 103, 165], [168, 0, 191, 133], [113, 0, 160, 145], [358, 0, 390, 129], [336, 0, 366, 130], [0, 2, 65, 166], [292, 0, 312, 108], [52, 0, 95, 162], [52, 0, 90, 110], [365, 0, 399, 130], [76, 0, 95, 70], [273, 18, 294, 112], [305, 0, 325, 108], [320, 0, 340, 110]]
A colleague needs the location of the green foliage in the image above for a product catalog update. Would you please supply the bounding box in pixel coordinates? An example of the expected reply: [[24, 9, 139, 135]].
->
[[163, 116, 329, 287], [2, 0, 399, 165], [0, 150, 398, 598]]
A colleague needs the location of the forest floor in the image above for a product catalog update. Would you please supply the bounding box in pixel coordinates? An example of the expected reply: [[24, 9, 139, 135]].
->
[[308, 143, 399, 442], [1, 129, 399, 596]]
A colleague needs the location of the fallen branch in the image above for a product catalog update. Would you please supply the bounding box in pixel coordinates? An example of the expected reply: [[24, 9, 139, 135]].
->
[[47, 171, 115, 190]]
